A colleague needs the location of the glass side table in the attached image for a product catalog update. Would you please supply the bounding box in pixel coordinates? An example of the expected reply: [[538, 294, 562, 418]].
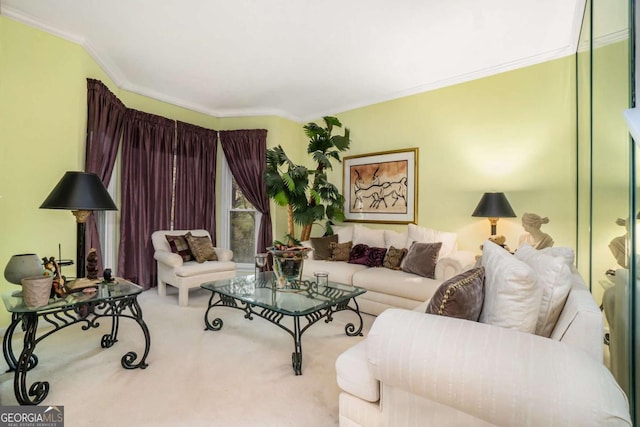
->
[[2, 279, 151, 405]]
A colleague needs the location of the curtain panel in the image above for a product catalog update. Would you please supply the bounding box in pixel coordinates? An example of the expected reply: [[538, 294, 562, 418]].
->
[[174, 121, 218, 240], [219, 129, 272, 253], [118, 110, 175, 288], [84, 79, 127, 276]]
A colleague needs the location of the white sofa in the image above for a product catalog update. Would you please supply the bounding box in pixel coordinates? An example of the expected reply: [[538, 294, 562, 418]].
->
[[302, 224, 476, 316], [335, 243, 632, 426], [151, 229, 236, 307]]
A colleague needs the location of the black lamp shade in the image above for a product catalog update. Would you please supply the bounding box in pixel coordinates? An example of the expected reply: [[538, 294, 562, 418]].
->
[[472, 192, 516, 218], [40, 172, 117, 211]]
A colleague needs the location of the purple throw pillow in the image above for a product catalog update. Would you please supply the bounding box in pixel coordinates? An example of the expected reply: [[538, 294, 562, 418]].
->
[[348, 244, 370, 265], [366, 247, 387, 267]]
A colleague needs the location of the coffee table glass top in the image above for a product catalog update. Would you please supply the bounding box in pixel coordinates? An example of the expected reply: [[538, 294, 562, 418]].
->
[[201, 272, 366, 316], [2, 280, 142, 313]]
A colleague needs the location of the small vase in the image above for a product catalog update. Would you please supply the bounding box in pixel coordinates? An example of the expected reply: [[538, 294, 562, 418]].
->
[[21, 275, 53, 308], [4, 254, 43, 285]]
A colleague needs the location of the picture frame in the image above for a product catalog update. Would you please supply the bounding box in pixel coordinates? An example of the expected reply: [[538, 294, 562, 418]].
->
[[343, 148, 418, 223]]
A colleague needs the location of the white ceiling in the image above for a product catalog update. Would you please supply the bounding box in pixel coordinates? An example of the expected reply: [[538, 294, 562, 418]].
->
[[2, 0, 588, 122]]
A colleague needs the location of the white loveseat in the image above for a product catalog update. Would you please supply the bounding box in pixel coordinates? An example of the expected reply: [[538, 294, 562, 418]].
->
[[151, 229, 236, 307], [302, 224, 476, 316], [335, 242, 632, 426]]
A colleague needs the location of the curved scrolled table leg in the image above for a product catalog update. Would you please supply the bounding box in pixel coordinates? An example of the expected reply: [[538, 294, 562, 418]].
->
[[101, 314, 120, 349], [204, 292, 224, 331], [15, 314, 48, 405], [3, 314, 38, 372], [344, 298, 364, 337], [121, 297, 150, 370]]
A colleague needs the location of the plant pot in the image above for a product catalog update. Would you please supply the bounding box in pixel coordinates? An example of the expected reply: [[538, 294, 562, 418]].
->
[[268, 247, 310, 286], [21, 275, 53, 308]]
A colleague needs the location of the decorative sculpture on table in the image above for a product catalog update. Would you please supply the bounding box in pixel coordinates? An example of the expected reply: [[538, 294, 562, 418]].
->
[[42, 256, 66, 298], [86, 248, 99, 280], [518, 213, 554, 250], [609, 217, 630, 268]]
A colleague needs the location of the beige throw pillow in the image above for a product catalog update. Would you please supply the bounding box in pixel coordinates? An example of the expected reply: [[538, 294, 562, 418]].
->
[[328, 241, 352, 262], [185, 232, 218, 263], [382, 246, 408, 270], [480, 240, 541, 333], [515, 244, 572, 337]]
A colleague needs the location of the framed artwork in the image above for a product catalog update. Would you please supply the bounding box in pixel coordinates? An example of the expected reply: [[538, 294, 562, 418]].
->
[[343, 148, 418, 223]]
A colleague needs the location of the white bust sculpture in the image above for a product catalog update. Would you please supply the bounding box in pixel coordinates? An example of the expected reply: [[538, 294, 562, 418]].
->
[[518, 213, 554, 250], [609, 217, 628, 268]]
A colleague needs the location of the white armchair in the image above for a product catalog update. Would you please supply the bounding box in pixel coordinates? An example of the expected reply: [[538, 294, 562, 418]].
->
[[151, 229, 236, 307]]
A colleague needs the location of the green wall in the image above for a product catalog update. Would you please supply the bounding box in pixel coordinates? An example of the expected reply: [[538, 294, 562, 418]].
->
[[329, 56, 578, 253], [1, 15, 580, 324]]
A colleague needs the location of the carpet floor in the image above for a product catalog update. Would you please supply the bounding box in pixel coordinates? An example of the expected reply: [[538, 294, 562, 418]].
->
[[0, 287, 375, 427]]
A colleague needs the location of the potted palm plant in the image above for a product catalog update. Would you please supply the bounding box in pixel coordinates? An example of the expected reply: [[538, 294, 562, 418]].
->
[[265, 116, 351, 284], [265, 116, 351, 244]]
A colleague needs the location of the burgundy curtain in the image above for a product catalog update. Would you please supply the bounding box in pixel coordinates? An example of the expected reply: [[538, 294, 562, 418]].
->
[[84, 79, 126, 276], [118, 110, 175, 288], [174, 121, 218, 241], [219, 129, 272, 253]]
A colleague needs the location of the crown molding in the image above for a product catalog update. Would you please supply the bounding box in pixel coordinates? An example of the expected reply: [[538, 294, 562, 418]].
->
[[303, 45, 577, 122], [2, 6, 126, 85]]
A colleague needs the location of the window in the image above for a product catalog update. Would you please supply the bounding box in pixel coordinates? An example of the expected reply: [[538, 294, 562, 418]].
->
[[220, 155, 261, 269]]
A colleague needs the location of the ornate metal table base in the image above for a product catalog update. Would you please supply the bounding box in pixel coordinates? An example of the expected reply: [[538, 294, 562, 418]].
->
[[203, 286, 364, 375], [3, 294, 151, 405]]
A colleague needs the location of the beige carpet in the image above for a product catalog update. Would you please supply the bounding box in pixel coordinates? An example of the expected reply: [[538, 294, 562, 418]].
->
[[0, 287, 374, 427]]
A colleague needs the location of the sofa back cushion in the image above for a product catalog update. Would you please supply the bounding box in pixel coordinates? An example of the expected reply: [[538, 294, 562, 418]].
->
[[353, 225, 386, 248], [332, 225, 355, 243], [406, 224, 457, 259], [480, 240, 541, 333]]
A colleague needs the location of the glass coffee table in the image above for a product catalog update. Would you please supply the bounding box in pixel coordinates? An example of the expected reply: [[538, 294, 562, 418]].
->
[[201, 272, 366, 375]]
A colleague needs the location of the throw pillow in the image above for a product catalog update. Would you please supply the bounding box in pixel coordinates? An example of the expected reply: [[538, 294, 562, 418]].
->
[[328, 241, 352, 262], [406, 223, 457, 259], [401, 241, 442, 279], [480, 240, 541, 333], [515, 244, 572, 337], [366, 247, 387, 267], [426, 267, 485, 321], [382, 246, 408, 270], [349, 243, 370, 265], [310, 234, 338, 260], [185, 232, 218, 263], [165, 234, 193, 262]]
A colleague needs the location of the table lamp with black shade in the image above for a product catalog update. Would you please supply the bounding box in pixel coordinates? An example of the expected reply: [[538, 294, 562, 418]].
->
[[471, 192, 516, 236], [40, 171, 117, 278]]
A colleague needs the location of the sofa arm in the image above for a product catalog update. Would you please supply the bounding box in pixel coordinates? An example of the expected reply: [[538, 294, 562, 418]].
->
[[435, 250, 476, 280], [154, 250, 183, 268], [366, 309, 631, 427], [214, 247, 233, 262]]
